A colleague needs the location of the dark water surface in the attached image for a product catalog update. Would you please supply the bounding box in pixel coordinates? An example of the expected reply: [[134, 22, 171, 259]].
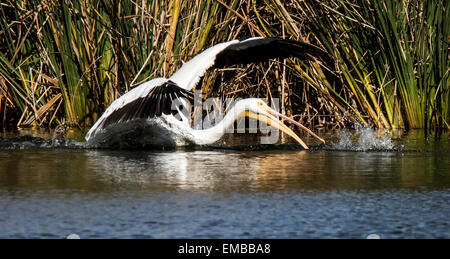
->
[[0, 128, 449, 238]]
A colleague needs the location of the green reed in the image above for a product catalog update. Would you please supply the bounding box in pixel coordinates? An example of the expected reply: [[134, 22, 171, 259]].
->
[[264, 0, 449, 131], [0, 0, 240, 127]]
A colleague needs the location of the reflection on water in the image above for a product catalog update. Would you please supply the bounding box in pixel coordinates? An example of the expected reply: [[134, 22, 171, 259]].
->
[[0, 141, 449, 192], [86, 150, 260, 191], [0, 129, 448, 238]]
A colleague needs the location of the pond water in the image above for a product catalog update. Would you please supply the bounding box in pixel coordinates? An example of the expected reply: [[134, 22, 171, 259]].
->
[[0, 127, 448, 238]]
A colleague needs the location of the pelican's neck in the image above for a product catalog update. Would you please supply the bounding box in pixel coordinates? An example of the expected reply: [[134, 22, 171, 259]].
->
[[190, 103, 244, 145]]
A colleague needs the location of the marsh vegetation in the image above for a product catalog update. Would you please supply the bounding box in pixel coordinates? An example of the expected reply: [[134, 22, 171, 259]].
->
[[0, 0, 448, 135]]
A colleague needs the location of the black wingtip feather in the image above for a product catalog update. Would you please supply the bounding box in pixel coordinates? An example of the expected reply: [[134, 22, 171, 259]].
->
[[97, 80, 196, 131], [212, 37, 339, 88]]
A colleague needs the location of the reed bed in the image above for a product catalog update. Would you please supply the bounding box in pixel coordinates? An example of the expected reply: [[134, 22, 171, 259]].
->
[[289, 0, 449, 134], [0, 0, 448, 134]]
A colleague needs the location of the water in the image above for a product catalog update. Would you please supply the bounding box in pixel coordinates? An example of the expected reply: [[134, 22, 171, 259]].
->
[[0, 127, 449, 238]]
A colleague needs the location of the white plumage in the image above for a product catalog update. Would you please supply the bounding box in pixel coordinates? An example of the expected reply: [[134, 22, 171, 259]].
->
[[169, 40, 239, 91], [85, 37, 332, 148]]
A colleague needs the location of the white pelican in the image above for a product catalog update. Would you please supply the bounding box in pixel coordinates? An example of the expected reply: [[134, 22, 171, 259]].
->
[[85, 37, 331, 148]]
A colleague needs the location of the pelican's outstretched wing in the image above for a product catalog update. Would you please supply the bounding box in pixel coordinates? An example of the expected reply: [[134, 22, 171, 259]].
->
[[169, 37, 336, 91], [86, 37, 337, 142], [85, 79, 194, 141]]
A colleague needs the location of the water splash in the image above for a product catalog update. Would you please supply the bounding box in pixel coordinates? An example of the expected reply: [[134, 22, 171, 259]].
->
[[1, 124, 397, 151], [330, 125, 395, 151], [51, 124, 67, 147], [0, 135, 85, 150]]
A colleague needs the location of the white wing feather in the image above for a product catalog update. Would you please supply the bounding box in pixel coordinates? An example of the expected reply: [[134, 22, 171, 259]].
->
[[169, 40, 239, 91], [86, 37, 278, 141]]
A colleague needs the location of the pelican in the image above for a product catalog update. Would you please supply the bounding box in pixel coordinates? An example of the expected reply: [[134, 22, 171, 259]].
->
[[85, 37, 330, 148]]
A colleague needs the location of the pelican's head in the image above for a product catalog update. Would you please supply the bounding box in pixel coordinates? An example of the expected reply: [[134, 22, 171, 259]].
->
[[236, 98, 325, 149]]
